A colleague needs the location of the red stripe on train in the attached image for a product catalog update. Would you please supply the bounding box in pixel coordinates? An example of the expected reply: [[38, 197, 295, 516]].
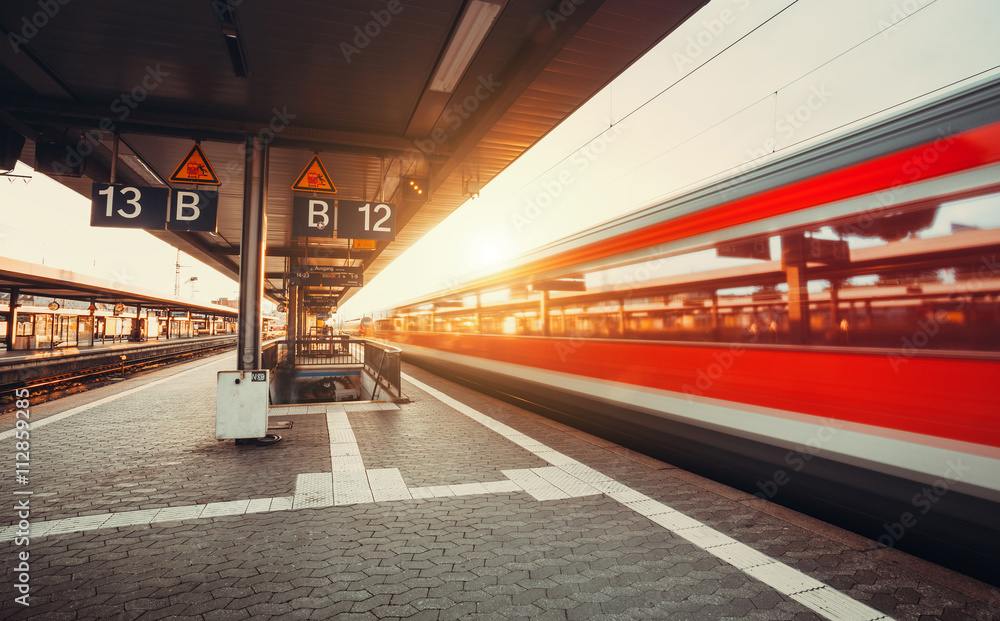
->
[[513, 121, 1000, 282], [387, 332, 1000, 449]]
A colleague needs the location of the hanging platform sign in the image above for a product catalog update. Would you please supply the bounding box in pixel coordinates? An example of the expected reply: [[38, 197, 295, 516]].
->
[[90, 183, 169, 229], [167, 189, 218, 232], [292, 196, 335, 238], [90, 183, 217, 232], [169, 144, 221, 185], [289, 265, 363, 287], [292, 155, 337, 193], [337, 200, 395, 241]]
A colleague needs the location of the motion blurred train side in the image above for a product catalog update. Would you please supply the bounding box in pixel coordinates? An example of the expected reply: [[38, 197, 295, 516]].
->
[[372, 76, 1000, 583], [342, 316, 374, 337]]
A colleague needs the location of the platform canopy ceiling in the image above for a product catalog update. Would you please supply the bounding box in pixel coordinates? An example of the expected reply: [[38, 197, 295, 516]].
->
[[0, 0, 706, 306]]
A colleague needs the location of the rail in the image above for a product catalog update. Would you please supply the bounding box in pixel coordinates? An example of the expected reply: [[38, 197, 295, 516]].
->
[[0, 336, 238, 405], [267, 337, 404, 402], [364, 341, 402, 401]]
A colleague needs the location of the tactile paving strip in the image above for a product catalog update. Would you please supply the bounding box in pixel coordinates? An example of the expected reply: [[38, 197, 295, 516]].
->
[[333, 470, 374, 505], [292, 472, 334, 509], [367, 468, 412, 502]]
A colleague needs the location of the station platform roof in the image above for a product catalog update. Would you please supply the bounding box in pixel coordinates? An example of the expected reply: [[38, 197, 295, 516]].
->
[[0, 256, 238, 316], [0, 0, 707, 305]]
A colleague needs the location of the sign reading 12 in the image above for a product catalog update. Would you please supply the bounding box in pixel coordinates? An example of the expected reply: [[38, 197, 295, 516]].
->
[[359, 202, 391, 233], [336, 200, 395, 241]]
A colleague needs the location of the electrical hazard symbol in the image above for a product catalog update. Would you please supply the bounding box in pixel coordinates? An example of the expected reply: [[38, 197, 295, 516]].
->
[[292, 155, 337, 194], [169, 144, 221, 185]]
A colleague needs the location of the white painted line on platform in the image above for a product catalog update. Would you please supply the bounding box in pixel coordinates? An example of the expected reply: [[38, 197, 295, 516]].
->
[[792, 587, 889, 621], [293, 472, 334, 509], [0, 369, 891, 621], [333, 470, 374, 505], [532, 466, 602, 498], [710, 542, 774, 570], [368, 468, 412, 502], [153, 505, 208, 523], [408, 487, 437, 499], [201, 499, 252, 518], [245, 498, 273, 514], [448, 482, 490, 496], [400, 372, 893, 621], [502, 468, 570, 501]]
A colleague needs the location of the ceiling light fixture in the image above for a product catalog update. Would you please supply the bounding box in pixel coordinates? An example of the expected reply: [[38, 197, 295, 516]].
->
[[216, 1, 250, 77], [428, 0, 505, 93]]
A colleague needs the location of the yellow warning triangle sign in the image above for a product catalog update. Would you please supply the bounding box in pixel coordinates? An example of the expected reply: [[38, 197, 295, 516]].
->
[[169, 144, 221, 185], [292, 155, 337, 193]]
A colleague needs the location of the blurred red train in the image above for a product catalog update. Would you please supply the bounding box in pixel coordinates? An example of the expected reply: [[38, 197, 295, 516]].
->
[[373, 76, 1000, 583]]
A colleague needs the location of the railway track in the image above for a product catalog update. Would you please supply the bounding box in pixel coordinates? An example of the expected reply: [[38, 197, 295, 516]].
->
[[0, 339, 236, 408]]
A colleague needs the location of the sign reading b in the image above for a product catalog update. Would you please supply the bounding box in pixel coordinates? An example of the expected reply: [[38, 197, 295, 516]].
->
[[292, 196, 335, 238]]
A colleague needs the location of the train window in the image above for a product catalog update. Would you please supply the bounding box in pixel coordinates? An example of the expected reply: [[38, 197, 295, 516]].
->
[[392, 190, 999, 352], [15, 314, 35, 336]]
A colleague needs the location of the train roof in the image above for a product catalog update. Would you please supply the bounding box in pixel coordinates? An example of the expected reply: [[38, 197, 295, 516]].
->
[[391, 74, 1000, 310]]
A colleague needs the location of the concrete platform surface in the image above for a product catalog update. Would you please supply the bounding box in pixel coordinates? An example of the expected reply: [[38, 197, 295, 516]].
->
[[1, 351, 997, 620]]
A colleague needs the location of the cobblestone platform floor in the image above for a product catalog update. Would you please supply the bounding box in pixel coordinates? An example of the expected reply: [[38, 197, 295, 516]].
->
[[1, 352, 997, 620]]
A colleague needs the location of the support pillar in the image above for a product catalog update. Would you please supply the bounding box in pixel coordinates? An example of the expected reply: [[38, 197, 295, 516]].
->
[[130, 304, 143, 341], [4, 288, 18, 350], [781, 233, 810, 345], [540, 291, 550, 337], [237, 135, 268, 371], [475, 293, 481, 335], [86, 299, 96, 346], [286, 285, 299, 364]]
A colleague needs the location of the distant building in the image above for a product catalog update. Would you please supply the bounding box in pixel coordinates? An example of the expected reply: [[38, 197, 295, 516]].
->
[[213, 297, 239, 309]]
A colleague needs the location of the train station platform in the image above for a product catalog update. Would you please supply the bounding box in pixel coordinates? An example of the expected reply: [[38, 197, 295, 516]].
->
[[0, 334, 233, 363], [1, 351, 996, 620]]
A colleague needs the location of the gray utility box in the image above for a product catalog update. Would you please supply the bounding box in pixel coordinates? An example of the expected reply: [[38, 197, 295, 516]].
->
[[216, 370, 269, 440]]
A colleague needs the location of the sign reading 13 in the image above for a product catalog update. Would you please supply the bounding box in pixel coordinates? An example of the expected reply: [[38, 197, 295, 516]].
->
[[90, 183, 169, 229], [336, 200, 395, 241]]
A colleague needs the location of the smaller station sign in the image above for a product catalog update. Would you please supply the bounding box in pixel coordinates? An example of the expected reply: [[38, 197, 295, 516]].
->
[[289, 265, 363, 288], [292, 155, 337, 193], [169, 144, 221, 185]]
